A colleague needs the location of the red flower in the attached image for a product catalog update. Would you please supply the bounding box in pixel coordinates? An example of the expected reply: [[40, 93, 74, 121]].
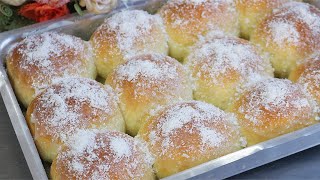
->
[[35, 0, 70, 8], [19, 3, 70, 22]]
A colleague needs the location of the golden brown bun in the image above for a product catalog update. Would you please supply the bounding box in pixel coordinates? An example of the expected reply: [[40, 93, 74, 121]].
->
[[159, 0, 239, 61], [26, 78, 125, 162], [51, 130, 155, 180], [289, 54, 320, 112], [6, 32, 97, 108], [137, 101, 244, 178], [236, 0, 301, 39], [185, 37, 274, 110], [106, 54, 193, 136], [251, 2, 320, 78], [90, 10, 168, 79], [228, 78, 318, 146]]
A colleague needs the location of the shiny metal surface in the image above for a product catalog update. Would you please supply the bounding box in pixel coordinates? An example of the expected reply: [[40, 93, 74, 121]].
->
[[0, 1, 320, 179]]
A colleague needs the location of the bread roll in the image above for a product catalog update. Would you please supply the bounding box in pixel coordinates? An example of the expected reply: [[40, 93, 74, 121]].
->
[[185, 37, 273, 110], [51, 129, 155, 180], [159, 0, 239, 61], [137, 101, 244, 178], [289, 53, 320, 116], [251, 2, 320, 78], [26, 78, 124, 162], [106, 54, 193, 136], [90, 10, 168, 78], [6, 32, 97, 107], [236, 0, 301, 39], [229, 78, 318, 146]]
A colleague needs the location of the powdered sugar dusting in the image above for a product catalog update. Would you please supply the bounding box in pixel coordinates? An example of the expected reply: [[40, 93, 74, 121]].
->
[[173, 0, 213, 5], [67, 129, 97, 155], [300, 70, 320, 104], [167, 0, 235, 12], [31, 78, 118, 142], [268, 20, 300, 46], [237, 78, 316, 127], [278, 2, 320, 35], [199, 127, 223, 146], [55, 129, 154, 179], [294, 54, 320, 118], [110, 137, 132, 160], [143, 101, 242, 158], [107, 53, 192, 135], [260, 79, 290, 106], [110, 54, 186, 101], [116, 58, 177, 82], [95, 10, 166, 59], [265, 2, 320, 47], [163, 0, 237, 37], [187, 37, 273, 86], [9, 32, 92, 96], [161, 105, 201, 135]]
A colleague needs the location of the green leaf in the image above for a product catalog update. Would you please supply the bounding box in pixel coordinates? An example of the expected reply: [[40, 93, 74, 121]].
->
[[74, 3, 84, 16], [0, 2, 13, 17]]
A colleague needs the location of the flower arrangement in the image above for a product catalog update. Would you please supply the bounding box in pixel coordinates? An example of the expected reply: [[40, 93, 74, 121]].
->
[[0, 0, 118, 32]]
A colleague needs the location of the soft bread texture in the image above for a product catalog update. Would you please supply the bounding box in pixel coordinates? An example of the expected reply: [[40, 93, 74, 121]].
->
[[251, 2, 320, 78], [229, 78, 318, 146], [185, 37, 273, 110], [159, 0, 239, 61], [90, 10, 168, 79], [26, 78, 125, 162], [137, 101, 244, 178], [6, 32, 97, 108], [236, 0, 301, 39], [51, 130, 155, 180], [289, 53, 320, 114], [106, 54, 193, 136]]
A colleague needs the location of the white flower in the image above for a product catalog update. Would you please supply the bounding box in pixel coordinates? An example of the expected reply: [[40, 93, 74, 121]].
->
[[1, 0, 26, 6], [80, 0, 118, 14]]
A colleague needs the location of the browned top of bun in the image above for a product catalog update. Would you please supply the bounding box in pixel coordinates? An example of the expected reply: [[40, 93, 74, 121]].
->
[[106, 54, 191, 110], [53, 130, 154, 179], [138, 101, 243, 160], [233, 78, 317, 135], [236, 0, 297, 13], [26, 78, 118, 143], [252, 2, 320, 53], [91, 10, 166, 59], [7, 32, 92, 95], [159, 0, 237, 45], [290, 54, 320, 103], [186, 37, 273, 85]]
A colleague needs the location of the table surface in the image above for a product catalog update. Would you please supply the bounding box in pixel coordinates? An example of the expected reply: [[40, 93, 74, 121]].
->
[[1, 96, 320, 179]]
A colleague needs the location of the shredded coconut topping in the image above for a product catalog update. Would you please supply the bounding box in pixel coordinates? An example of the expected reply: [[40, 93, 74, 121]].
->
[[277, 2, 320, 35], [55, 129, 154, 179], [8, 32, 92, 95], [141, 101, 243, 159], [187, 37, 273, 86], [94, 10, 166, 59], [161, 0, 238, 45], [109, 54, 190, 104], [110, 137, 132, 160], [167, 0, 235, 9], [116, 59, 177, 82], [268, 20, 300, 45], [264, 2, 320, 47], [237, 78, 316, 127], [31, 78, 118, 142], [295, 54, 320, 117]]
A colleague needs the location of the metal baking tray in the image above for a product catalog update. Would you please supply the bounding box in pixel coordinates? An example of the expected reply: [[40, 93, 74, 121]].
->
[[1, 1, 320, 179]]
